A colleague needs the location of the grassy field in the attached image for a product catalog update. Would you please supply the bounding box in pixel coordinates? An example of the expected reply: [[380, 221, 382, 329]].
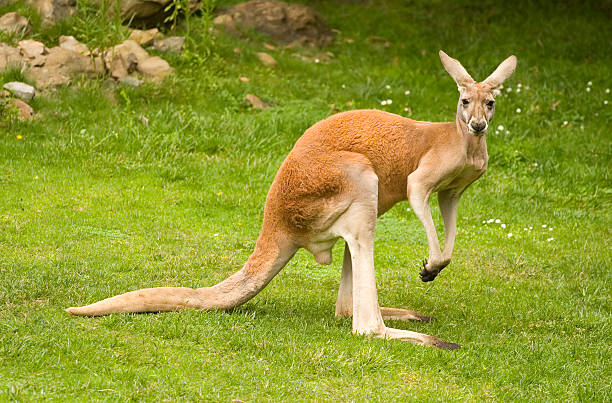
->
[[1, 0, 610, 400]]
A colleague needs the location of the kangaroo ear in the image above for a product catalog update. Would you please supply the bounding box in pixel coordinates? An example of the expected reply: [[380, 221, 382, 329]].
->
[[482, 55, 517, 90], [439, 50, 474, 89]]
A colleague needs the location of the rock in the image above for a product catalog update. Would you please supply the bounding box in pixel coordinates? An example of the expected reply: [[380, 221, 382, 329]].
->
[[0, 12, 30, 34], [27, 46, 104, 88], [213, 14, 237, 33], [104, 40, 150, 79], [118, 75, 142, 87], [152, 36, 185, 53], [120, 0, 202, 28], [18, 40, 46, 59], [59, 35, 89, 54], [216, 0, 334, 47], [9, 98, 34, 120], [128, 28, 160, 46], [256, 52, 278, 68], [0, 43, 24, 70], [137, 56, 172, 79], [3, 81, 35, 101], [245, 93, 269, 109], [25, 0, 76, 25]]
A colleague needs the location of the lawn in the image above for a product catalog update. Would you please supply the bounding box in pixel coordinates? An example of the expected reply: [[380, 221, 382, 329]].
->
[[0, 0, 610, 400]]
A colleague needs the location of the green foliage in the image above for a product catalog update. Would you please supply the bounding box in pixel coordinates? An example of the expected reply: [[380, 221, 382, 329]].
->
[[0, 0, 610, 401]]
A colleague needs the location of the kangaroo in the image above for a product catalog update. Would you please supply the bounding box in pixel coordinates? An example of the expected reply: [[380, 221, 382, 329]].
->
[[67, 51, 516, 349]]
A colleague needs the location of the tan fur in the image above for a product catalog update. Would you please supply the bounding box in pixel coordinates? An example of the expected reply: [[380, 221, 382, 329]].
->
[[67, 51, 516, 349]]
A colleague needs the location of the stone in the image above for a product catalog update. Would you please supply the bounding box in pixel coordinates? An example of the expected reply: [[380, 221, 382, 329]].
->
[[104, 40, 150, 79], [245, 93, 269, 109], [128, 28, 160, 46], [59, 35, 89, 54], [3, 81, 35, 101], [152, 36, 185, 53], [18, 40, 46, 59], [137, 56, 172, 79], [0, 12, 30, 34], [25, 0, 76, 25], [10, 98, 34, 120], [215, 0, 334, 47], [256, 52, 277, 68], [120, 0, 202, 28], [213, 14, 237, 33], [0, 43, 24, 70], [27, 46, 104, 88], [118, 75, 142, 87]]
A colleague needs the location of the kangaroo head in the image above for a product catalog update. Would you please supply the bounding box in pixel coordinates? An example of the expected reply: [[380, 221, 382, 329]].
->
[[439, 50, 517, 136]]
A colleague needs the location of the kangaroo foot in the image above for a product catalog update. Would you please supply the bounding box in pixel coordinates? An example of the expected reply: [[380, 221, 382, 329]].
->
[[380, 307, 435, 322], [377, 327, 460, 349]]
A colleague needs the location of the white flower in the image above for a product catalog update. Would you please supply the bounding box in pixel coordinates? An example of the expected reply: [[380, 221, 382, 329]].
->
[[495, 219, 501, 223], [507, 233, 513, 238], [516, 108, 521, 113], [605, 100, 608, 105], [407, 208, 411, 212], [587, 81, 592, 86], [497, 125, 504, 131], [586, 87, 591, 92], [506, 87, 512, 92], [606, 88, 610, 94], [488, 219, 494, 223], [506, 130, 510, 134], [563, 121, 568, 126], [386, 99, 392, 105], [341, 84, 346, 88], [542, 224, 547, 228], [547, 237, 554, 242], [381, 100, 387, 105], [524, 227, 528, 231], [404, 107, 410, 112], [482, 220, 486, 224], [385, 84, 391, 89], [214, 233, 219, 237], [549, 227, 553, 231], [314, 58, 320, 63], [501, 223, 506, 229], [529, 226, 533, 230], [516, 88, 521, 93], [495, 131, 499, 134], [404, 90, 410, 95], [517, 83, 522, 88]]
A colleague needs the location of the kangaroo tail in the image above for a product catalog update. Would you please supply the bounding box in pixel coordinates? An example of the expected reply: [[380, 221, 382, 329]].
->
[[66, 235, 296, 316]]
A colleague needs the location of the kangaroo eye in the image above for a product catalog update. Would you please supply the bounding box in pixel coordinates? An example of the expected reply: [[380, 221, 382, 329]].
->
[[461, 99, 469, 106], [486, 100, 495, 109]]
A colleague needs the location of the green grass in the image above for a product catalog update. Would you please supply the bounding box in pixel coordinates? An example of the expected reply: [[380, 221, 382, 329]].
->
[[1, 0, 611, 400]]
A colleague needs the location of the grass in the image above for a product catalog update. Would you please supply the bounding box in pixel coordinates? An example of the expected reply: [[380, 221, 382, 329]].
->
[[1, 0, 611, 400]]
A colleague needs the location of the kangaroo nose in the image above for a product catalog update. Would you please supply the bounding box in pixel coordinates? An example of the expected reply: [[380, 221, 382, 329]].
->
[[471, 121, 486, 132]]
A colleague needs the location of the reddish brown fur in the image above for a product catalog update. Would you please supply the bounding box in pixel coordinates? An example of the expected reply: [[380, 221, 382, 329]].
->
[[66, 51, 516, 350]]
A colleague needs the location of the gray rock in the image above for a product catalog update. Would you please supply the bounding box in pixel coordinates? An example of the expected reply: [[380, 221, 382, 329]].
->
[[25, 0, 76, 25], [215, 0, 334, 47], [3, 81, 35, 101], [118, 76, 142, 87], [152, 36, 185, 53], [0, 11, 30, 34]]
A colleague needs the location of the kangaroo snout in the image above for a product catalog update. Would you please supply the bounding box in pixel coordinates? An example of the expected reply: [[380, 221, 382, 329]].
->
[[469, 120, 487, 134]]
